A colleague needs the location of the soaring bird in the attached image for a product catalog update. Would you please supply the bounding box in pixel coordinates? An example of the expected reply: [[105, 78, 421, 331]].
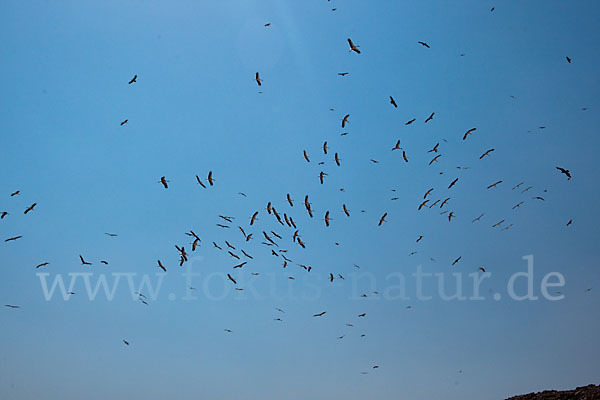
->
[[463, 128, 476, 140], [424, 188, 434, 199], [556, 167, 571, 180], [255, 72, 262, 86], [342, 114, 350, 128], [425, 112, 435, 123], [440, 198, 451, 208], [429, 155, 441, 165], [452, 256, 462, 265], [10, 190, 20, 196], [227, 274, 237, 285], [566, 56, 571, 63], [448, 212, 455, 221], [566, 219, 573, 226], [36, 262, 49, 269], [157, 260, 166, 272], [303, 150, 310, 162], [79, 255, 92, 266], [343, 204, 350, 217], [128, 75, 137, 84], [378, 213, 388, 226], [392, 140, 402, 151], [207, 171, 214, 186], [347, 38, 360, 54], [487, 180, 502, 189], [512, 201, 524, 210], [472, 213, 484, 222], [448, 178, 459, 189], [334, 153, 341, 166], [1, 211, 8, 219], [104, 233, 118, 237], [405, 118, 416, 125], [428, 143, 439, 153], [418, 41, 430, 48], [319, 171, 327, 184], [324, 211, 331, 227], [402, 151, 408, 163], [418, 200, 429, 211], [416, 235, 423, 243], [159, 176, 169, 188], [123, 340, 130, 346], [250, 211, 259, 225], [480, 149, 495, 159], [5, 305, 20, 309], [196, 175, 207, 188], [358, 313, 366, 317], [338, 72, 349, 76], [323, 141, 329, 154], [120, 119, 128, 126], [313, 311, 327, 317], [264, 23, 271, 27], [4, 236, 22, 242], [24, 203, 37, 214], [389, 96, 398, 108]]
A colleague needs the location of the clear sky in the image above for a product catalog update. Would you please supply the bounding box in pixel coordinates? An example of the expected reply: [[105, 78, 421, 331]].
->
[[1, 1, 599, 399]]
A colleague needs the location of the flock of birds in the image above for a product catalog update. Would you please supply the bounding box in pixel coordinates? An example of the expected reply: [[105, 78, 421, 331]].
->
[[1, 4, 589, 376]]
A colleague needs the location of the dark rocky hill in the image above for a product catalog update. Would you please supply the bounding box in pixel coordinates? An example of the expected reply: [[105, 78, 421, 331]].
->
[[507, 385, 600, 400]]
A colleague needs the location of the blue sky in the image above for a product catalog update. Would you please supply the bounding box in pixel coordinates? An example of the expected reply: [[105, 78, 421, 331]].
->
[[1, 0, 599, 399]]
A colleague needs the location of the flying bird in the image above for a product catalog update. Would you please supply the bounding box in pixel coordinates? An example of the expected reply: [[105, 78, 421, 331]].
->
[[428, 143, 439, 153], [378, 213, 388, 226], [313, 311, 327, 317], [255, 72, 262, 86], [566, 56, 571, 63], [157, 260, 166, 272], [452, 256, 462, 266], [128, 75, 137, 84], [343, 204, 350, 217], [227, 274, 237, 285], [487, 180, 502, 189], [429, 154, 441, 165], [24, 203, 37, 214], [196, 175, 207, 188], [347, 38, 360, 54], [250, 211, 259, 225], [556, 167, 571, 180], [472, 213, 484, 222], [338, 72, 349, 76], [418, 41, 430, 48], [10, 191, 20, 196], [389, 96, 398, 108], [159, 176, 168, 189], [79, 255, 92, 266], [480, 149, 495, 159], [463, 128, 476, 140], [1, 211, 8, 219], [448, 178, 459, 189], [392, 140, 402, 151], [5, 305, 20, 309], [207, 171, 214, 186], [120, 119, 128, 126], [425, 112, 435, 123], [36, 262, 49, 269], [342, 114, 350, 128], [4, 236, 22, 242], [405, 118, 416, 125]]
